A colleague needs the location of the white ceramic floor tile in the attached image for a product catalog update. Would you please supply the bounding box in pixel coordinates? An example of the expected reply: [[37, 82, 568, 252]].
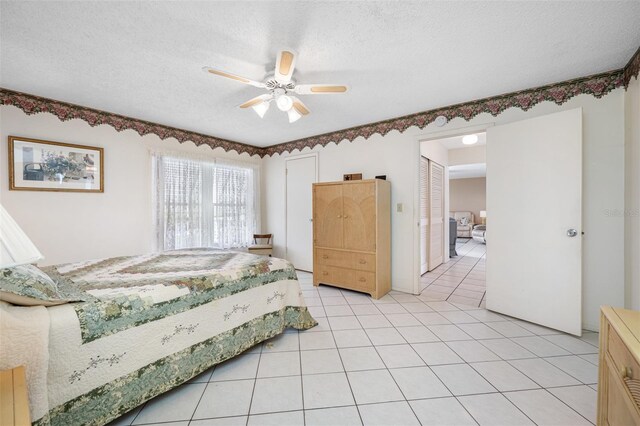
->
[[133, 383, 206, 424], [439, 310, 479, 324], [375, 344, 425, 368], [548, 385, 597, 424], [544, 355, 598, 384], [257, 351, 300, 378], [426, 301, 461, 312], [385, 313, 422, 327], [192, 380, 254, 419], [504, 389, 592, 425], [190, 417, 247, 426], [410, 397, 477, 426], [358, 401, 420, 426], [542, 335, 599, 354], [328, 315, 362, 330], [349, 304, 381, 315], [301, 349, 344, 375], [511, 336, 571, 357], [412, 342, 464, 365], [477, 338, 537, 360], [466, 309, 508, 323], [247, 410, 304, 425], [188, 367, 214, 384], [400, 302, 433, 313], [471, 361, 540, 392], [364, 327, 406, 345], [357, 314, 393, 329], [324, 305, 354, 317], [389, 366, 451, 400], [347, 370, 404, 404], [509, 358, 581, 387], [299, 331, 336, 350], [396, 326, 440, 343], [427, 324, 472, 341], [333, 329, 373, 348], [446, 340, 501, 362], [304, 406, 362, 426], [412, 312, 452, 325], [457, 323, 503, 339], [211, 354, 259, 382], [250, 376, 303, 415], [431, 364, 496, 395], [302, 372, 355, 409], [376, 304, 409, 314], [339, 347, 385, 371], [486, 321, 534, 338], [458, 393, 534, 426]]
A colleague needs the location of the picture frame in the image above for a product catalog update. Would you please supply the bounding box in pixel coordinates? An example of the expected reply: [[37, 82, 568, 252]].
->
[[8, 136, 104, 193]]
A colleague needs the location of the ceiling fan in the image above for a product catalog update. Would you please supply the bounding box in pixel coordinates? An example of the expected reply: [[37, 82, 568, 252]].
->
[[203, 50, 348, 123]]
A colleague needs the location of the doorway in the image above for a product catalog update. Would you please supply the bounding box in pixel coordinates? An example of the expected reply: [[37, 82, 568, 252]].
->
[[285, 153, 318, 272]]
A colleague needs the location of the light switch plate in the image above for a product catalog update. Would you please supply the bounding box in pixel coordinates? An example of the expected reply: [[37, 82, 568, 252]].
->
[[397, 203, 403, 213]]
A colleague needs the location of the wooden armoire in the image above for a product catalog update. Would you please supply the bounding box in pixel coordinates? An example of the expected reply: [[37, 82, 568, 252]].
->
[[312, 179, 391, 299]]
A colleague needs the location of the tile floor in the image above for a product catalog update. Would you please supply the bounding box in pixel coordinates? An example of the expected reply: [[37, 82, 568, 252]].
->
[[110, 268, 599, 426], [420, 238, 487, 308]]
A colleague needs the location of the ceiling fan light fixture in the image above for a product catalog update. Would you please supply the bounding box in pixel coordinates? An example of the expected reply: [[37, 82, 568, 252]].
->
[[462, 134, 479, 145], [276, 94, 293, 111], [252, 100, 270, 118], [287, 107, 302, 123]]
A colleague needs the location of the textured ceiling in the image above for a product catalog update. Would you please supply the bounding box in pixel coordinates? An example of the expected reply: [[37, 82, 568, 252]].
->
[[1, 1, 639, 147]]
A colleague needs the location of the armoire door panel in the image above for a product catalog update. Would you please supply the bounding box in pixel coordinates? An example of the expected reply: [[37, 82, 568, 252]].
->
[[343, 182, 376, 251], [313, 184, 344, 248]]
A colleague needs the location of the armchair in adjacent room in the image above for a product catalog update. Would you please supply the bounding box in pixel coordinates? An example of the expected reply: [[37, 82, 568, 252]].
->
[[450, 211, 475, 238]]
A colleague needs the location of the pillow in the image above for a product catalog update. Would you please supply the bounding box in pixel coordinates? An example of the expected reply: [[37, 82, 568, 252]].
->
[[460, 217, 469, 226], [0, 264, 71, 306]]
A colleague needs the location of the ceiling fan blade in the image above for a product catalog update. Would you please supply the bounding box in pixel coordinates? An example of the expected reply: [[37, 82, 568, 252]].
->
[[238, 94, 272, 109], [274, 50, 297, 82], [291, 97, 310, 115], [203, 66, 265, 88], [293, 84, 348, 95]]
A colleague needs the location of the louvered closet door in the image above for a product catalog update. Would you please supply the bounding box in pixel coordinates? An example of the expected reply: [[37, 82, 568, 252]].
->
[[343, 182, 376, 252], [420, 156, 430, 274], [428, 161, 444, 269], [313, 184, 344, 248]]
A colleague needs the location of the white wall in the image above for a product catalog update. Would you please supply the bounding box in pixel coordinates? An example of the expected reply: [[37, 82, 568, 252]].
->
[[263, 89, 626, 331], [0, 106, 260, 265], [625, 76, 640, 311]]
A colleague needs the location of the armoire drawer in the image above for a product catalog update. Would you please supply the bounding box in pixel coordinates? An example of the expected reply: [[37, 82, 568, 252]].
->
[[315, 265, 376, 292], [316, 248, 376, 272]]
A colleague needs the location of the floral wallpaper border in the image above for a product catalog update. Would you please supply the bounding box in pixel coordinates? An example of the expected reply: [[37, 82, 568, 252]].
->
[[1, 46, 639, 158]]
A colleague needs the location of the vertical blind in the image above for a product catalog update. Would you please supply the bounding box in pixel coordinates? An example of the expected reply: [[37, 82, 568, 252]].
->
[[153, 154, 258, 251]]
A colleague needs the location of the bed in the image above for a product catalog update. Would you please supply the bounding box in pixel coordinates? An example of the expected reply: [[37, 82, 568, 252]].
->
[[0, 248, 316, 426]]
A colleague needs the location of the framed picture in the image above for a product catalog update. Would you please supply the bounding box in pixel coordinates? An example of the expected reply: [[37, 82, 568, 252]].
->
[[8, 136, 104, 193]]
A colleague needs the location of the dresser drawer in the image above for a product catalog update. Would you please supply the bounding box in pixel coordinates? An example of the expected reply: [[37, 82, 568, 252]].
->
[[607, 324, 640, 412], [316, 248, 353, 269], [317, 248, 376, 272], [352, 270, 376, 292], [352, 253, 376, 272], [315, 265, 355, 287]]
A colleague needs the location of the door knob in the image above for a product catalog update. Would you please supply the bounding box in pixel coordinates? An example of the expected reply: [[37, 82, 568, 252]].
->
[[567, 229, 578, 237]]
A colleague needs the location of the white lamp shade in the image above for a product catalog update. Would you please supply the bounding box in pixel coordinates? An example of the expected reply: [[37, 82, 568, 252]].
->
[[287, 107, 302, 123], [480, 210, 487, 218], [252, 101, 270, 118], [0, 204, 43, 268]]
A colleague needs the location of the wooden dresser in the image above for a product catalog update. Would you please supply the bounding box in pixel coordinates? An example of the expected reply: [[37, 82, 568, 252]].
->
[[598, 306, 640, 425], [0, 366, 31, 426], [312, 179, 391, 299]]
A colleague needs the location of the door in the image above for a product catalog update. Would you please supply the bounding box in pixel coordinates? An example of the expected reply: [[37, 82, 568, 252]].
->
[[428, 161, 444, 270], [343, 182, 376, 252], [486, 108, 582, 335], [286, 155, 316, 271], [313, 184, 344, 249], [420, 156, 430, 274]]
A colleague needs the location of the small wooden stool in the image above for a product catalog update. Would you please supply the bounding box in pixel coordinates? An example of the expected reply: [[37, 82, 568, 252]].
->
[[0, 366, 31, 426]]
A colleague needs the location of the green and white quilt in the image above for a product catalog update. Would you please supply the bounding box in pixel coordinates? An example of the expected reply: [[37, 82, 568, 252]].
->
[[6, 249, 316, 426]]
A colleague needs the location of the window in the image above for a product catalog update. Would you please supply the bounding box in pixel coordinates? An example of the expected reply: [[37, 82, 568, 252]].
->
[[153, 154, 259, 251]]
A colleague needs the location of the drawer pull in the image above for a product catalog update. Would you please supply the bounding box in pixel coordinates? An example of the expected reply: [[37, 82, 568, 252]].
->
[[322, 271, 328, 276], [359, 277, 366, 282], [622, 366, 633, 379], [322, 254, 329, 259], [344, 215, 349, 219], [358, 259, 367, 264], [337, 215, 342, 218]]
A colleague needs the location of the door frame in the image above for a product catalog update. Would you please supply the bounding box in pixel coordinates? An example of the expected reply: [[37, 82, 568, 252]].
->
[[412, 123, 494, 295], [284, 152, 319, 269]]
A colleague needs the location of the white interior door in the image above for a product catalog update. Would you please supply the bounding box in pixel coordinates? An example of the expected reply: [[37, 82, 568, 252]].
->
[[420, 156, 429, 274], [285, 155, 317, 271], [486, 108, 582, 335], [428, 161, 444, 270]]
